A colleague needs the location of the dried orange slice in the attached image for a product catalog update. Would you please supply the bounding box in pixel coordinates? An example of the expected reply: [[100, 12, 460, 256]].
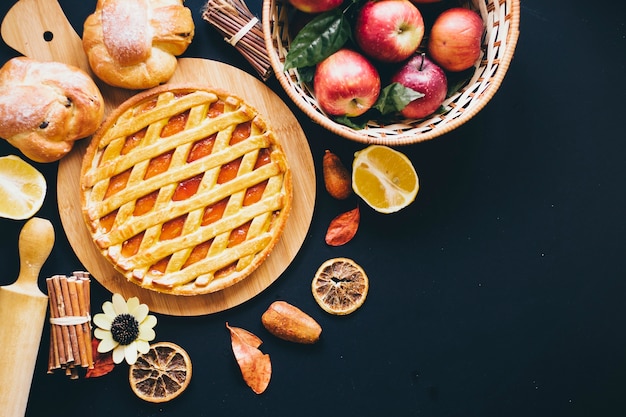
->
[[129, 342, 192, 403], [311, 258, 369, 315], [352, 145, 418, 214], [0, 155, 46, 220]]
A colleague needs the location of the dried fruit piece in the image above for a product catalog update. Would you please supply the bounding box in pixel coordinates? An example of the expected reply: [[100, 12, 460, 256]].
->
[[323, 150, 352, 200], [227, 323, 271, 394], [325, 206, 360, 246], [129, 342, 192, 403], [312, 258, 369, 315], [261, 301, 322, 344]]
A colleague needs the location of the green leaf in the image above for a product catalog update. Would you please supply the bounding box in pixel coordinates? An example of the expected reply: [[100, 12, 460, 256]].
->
[[446, 68, 474, 96], [373, 83, 424, 115], [297, 65, 316, 84], [284, 9, 351, 70], [333, 114, 369, 130]]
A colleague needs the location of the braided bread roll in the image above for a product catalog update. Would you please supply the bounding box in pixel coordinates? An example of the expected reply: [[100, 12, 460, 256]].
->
[[82, 0, 195, 90], [0, 57, 105, 163]]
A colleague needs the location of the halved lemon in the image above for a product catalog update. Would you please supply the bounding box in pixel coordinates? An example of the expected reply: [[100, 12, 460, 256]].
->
[[0, 155, 46, 220], [129, 342, 192, 403], [352, 145, 419, 214], [312, 257, 369, 315]]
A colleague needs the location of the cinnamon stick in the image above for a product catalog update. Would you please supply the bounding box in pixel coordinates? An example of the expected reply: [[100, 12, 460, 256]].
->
[[67, 278, 88, 367], [51, 276, 73, 364], [46, 278, 64, 372], [75, 278, 94, 369], [59, 276, 81, 366]]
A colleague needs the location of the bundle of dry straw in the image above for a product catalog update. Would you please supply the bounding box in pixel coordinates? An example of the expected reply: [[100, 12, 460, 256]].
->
[[203, 0, 272, 80]]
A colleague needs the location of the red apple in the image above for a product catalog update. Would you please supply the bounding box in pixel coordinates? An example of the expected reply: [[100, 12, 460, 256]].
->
[[354, 0, 425, 63], [313, 49, 381, 117], [287, 0, 343, 14], [427, 7, 484, 72], [391, 53, 447, 119]]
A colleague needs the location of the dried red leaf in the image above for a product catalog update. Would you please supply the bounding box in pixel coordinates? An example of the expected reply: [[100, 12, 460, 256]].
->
[[85, 338, 115, 378], [226, 323, 271, 394], [325, 206, 360, 246]]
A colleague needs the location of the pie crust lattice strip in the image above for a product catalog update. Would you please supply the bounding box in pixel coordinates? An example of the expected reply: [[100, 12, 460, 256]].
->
[[81, 85, 292, 295]]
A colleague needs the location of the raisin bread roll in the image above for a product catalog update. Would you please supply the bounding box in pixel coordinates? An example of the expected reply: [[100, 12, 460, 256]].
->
[[0, 57, 105, 163], [82, 0, 195, 90]]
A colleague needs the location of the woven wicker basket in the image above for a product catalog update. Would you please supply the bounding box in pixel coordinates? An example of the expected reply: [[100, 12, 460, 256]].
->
[[262, 0, 520, 145]]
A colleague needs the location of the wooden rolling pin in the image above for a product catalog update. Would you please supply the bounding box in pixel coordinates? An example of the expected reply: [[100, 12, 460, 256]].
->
[[0, 218, 55, 417]]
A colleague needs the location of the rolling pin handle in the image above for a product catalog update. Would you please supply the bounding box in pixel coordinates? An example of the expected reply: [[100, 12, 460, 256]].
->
[[17, 217, 55, 289]]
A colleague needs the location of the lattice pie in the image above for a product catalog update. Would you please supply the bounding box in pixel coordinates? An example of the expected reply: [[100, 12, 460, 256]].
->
[[81, 85, 292, 295]]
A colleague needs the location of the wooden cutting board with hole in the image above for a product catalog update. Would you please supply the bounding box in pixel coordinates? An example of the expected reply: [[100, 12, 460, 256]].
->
[[1, 0, 315, 315]]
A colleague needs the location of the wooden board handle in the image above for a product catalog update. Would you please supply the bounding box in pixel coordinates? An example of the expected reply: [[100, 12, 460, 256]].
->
[[0, 0, 88, 70]]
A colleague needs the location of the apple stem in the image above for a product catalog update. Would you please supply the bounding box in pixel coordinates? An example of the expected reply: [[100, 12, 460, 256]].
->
[[419, 53, 425, 71], [342, 1, 356, 16]]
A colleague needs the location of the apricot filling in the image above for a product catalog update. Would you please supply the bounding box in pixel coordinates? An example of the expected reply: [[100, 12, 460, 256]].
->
[[108, 102, 270, 268]]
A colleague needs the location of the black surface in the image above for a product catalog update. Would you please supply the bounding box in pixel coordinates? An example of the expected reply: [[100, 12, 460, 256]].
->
[[1, 0, 625, 416]]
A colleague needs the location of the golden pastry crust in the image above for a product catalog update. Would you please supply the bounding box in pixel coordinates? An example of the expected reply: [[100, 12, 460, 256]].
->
[[0, 57, 104, 163], [81, 85, 292, 295], [82, 0, 194, 90]]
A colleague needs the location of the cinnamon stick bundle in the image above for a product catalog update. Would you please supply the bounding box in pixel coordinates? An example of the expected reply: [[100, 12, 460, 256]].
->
[[47, 272, 93, 379], [203, 0, 273, 80]]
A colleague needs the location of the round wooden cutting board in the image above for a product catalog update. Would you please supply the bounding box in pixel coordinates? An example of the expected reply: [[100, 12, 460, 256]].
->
[[1, 0, 314, 315], [57, 58, 316, 316]]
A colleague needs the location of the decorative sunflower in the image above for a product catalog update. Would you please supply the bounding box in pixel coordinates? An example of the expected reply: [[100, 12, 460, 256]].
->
[[93, 293, 157, 365]]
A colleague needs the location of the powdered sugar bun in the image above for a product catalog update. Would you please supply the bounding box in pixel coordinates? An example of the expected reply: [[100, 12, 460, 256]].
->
[[82, 0, 195, 90], [0, 57, 105, 163]]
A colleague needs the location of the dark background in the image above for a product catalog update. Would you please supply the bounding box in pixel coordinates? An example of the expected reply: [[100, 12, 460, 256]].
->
[[1, 0, 625, 416]]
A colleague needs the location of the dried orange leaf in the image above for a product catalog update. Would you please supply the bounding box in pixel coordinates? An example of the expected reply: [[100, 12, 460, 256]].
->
[[227, 323, 263, 348], [85, 338, 115, 378], [226, 323, 271, 394], [325, 206, 360, 246]]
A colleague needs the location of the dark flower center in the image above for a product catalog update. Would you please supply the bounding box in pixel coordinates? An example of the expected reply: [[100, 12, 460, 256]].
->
[[110, 313, 140, 345]]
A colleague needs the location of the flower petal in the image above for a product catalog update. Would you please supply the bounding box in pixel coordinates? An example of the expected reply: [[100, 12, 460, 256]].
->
[[125, 342, 138, 365], [126, 297, 140, 314], [112, 345, 126, 364], [94, 327, 111, 340], [132, 303, 149, 323], [112, 293, 128, 314], [93, 313, 113, 330], [97, 334, 118, 353], [138, 325, 155, 342], [101, 301, 115, 318], [136, 339, 150, 354], [141, 314, 157, 330]]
